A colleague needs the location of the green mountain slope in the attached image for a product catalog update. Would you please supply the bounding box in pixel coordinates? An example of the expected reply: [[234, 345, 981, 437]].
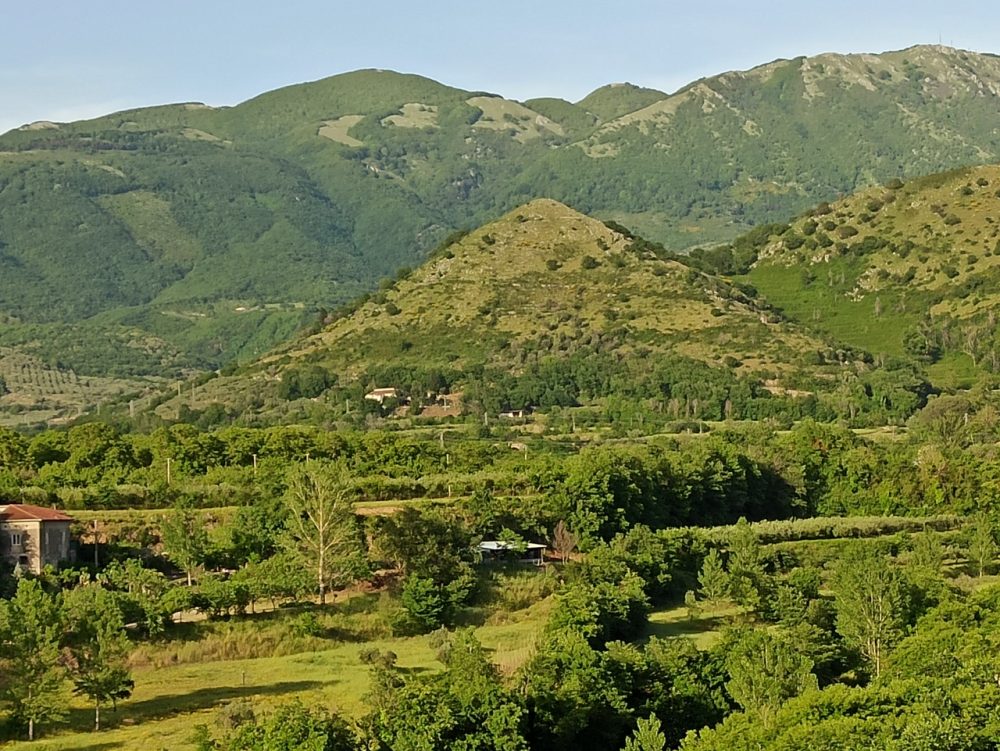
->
[[575, 82, 668, 121], [160, 201, 924, 427], [689, 164, 1000, 388], [4, 45, 1000, 424]]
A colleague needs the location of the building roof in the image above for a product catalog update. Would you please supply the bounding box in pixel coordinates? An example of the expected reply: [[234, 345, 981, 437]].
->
[[479, 541, 546, 552], [0, 504, 73, 522]]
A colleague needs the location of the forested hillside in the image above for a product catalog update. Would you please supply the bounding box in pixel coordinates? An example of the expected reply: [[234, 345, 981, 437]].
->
[[3, 44, 1000, 422], [147, 199, 932, 429]]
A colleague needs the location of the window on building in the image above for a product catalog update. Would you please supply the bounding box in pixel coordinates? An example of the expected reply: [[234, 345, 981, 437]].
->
[[11, 532, 22, 547]]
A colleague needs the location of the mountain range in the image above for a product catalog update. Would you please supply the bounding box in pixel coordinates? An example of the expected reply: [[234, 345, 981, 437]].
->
[[3, 44, 1000, 425]]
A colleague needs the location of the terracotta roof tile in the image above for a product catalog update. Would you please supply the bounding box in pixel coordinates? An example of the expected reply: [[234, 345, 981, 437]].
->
[[0, 504, 73, 522]]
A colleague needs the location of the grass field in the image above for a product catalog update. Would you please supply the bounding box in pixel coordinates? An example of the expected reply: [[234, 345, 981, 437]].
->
[[6, 595, 552, 751], [644, 602, 743, 650], [742, 263, 921, 357]]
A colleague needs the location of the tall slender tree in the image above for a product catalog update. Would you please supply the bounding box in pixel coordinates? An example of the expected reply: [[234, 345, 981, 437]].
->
[[697, 549, 730, 609], [63, 584, 134, 730], [968, 513, 998, 577], [161, 502, 208, 586], [284, 463, 365, 605], [553, 520, 580, 564], [833, 544, 910, 678]]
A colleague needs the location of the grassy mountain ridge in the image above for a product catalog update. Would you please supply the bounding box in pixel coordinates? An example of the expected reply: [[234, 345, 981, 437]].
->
[[4, 46, 1000, 423], [156, 200, 924, 427], [574, 82, 668, 122], [687, 163, 1000, 388], [267, 198, 819, 372]]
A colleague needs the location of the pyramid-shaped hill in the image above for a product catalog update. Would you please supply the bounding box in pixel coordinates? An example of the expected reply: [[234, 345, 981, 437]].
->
[[169, 199, 849, 421], [271, 199, 828, 372]]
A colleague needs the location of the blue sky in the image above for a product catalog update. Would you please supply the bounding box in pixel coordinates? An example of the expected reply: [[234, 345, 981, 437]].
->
[[2, 0, 997, 134]]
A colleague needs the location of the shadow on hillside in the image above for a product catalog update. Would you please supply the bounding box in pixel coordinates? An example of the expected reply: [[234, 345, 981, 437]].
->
[[49, 743, 119, 751], [644, 615, 727, 640], [66, 680, 327, 731], [36, 742, 121, 751]]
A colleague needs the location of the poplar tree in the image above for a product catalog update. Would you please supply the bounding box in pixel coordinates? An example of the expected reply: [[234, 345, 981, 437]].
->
[[833, 544, 910, 678], [284, 463, 365, 605]]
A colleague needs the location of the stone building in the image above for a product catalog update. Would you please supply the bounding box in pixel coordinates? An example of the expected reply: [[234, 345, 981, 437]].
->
[[0, 504, 74, 574]]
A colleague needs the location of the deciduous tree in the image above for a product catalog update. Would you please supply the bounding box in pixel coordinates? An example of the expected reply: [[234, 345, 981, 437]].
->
[[161, 502, 209, 586], [284, 464, 365, 605], [967, 513, 998, 577], [553, 519, 580, 563], [0, 579, 65, 740], [63, 584, 134, 730], [832, 544, 910, 678]]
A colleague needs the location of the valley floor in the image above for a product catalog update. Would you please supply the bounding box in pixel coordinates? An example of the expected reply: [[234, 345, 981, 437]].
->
[[5, 598, 548, 751]]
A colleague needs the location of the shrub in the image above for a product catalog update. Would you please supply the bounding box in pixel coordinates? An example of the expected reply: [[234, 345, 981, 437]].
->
[[399, 575, 446, 633], [290, 612, 324, 638], [785, 234, 805, 250]]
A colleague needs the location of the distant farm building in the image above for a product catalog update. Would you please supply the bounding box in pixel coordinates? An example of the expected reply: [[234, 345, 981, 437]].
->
[[364, 387, 400, 404], [418, 392, 463, 418], [478, 540, 546, 566], [499, 407, 531, 419], [0, 504, 74, 574]]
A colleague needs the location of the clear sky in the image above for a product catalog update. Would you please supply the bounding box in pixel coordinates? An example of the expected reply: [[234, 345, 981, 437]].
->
[[2, 0, 997, 134]]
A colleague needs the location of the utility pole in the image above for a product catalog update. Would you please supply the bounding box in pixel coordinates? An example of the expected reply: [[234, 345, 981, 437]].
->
[[166, 457, 172, 486], [252, 453, 258, 478]]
